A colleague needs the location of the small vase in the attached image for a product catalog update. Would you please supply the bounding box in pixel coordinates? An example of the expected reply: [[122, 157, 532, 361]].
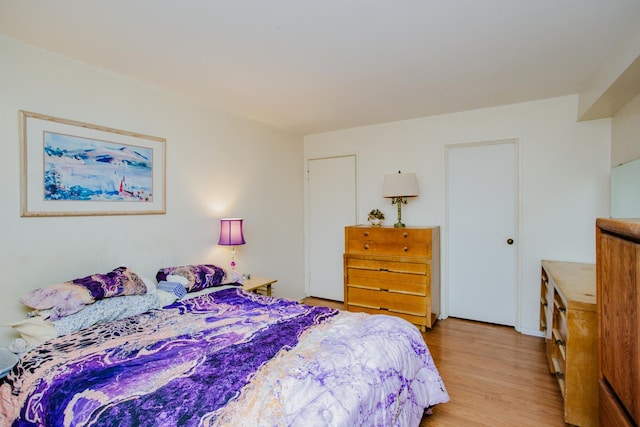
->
[[369, 218, 382, 227]]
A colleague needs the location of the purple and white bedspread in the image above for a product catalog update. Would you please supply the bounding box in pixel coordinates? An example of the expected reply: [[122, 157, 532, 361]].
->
[[0, 288, 449, 426]]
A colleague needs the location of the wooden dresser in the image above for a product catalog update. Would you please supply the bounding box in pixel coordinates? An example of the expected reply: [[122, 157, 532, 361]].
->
[[596, 218, 640, 427], [540, 260, 597, 426], [343, 225, 439, 331]]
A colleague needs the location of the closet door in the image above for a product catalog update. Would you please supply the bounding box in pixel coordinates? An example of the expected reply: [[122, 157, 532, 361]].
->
[[447, 141, 518, 326], [307, 155, 357, 301]]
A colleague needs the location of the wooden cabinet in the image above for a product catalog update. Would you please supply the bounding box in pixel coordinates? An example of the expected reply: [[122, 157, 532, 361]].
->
[[596, 218, 640, 427], [343, 225, 439, 331], [540, 260, 597, 426]]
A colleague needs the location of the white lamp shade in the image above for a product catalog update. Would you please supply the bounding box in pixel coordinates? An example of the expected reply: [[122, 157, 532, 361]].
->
[[383, 173, 419, 197]]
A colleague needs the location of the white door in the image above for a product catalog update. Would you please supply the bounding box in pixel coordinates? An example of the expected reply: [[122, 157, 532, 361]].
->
[[447, 141, 517, 326], [308, 155, 357, 301]]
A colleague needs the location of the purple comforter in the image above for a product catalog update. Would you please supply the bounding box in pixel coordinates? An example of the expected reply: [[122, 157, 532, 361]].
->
[[0, 289, 448, 426]]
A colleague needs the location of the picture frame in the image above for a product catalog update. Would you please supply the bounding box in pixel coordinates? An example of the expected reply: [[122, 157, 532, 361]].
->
[[20, 110, 166, 217]]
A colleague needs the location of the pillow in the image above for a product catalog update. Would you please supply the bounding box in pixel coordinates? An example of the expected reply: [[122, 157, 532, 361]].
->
[[11, 292, 172, 347], [51, 293, 163, 336], [20, 267, 148, 320], [156, 264, 239, 292], [19, 282, 94, 320], [157, 281, 188, 300], [166, 274, 190, 288], [66, 266, 147, 300], [224, 269, 244, 286], [9, 317, 58, 346], [156, 289, 180, 307], [140, 274, 157, 295]]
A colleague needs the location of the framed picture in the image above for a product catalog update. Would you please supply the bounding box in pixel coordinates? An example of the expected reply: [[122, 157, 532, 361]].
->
[[20, 111, 166, 217]]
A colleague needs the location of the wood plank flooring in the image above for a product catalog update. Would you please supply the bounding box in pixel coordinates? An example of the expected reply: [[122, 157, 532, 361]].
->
[[302, 297, 568, 427]]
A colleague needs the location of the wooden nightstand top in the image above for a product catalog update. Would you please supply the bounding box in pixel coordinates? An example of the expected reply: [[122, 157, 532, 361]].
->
[[242, 276, 277, 294]]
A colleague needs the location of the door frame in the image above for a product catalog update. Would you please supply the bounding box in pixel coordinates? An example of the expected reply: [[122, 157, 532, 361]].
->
[[442, 138, 522, 331], [304, 153, 358, 299]]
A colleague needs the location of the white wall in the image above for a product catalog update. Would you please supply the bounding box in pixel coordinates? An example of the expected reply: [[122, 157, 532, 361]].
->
[[611, 93, 640, 166], [304, 95, 610, 335], [0, 36, 305, 346]]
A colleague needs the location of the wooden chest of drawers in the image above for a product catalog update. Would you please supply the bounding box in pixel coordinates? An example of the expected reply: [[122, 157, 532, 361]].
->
[[343, 226, 440, 331], [540, 260, 597, 426], [596, 219, 640, 427]]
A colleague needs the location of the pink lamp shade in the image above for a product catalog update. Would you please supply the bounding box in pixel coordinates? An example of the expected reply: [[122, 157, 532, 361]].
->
[[218, 218, 246, 246]]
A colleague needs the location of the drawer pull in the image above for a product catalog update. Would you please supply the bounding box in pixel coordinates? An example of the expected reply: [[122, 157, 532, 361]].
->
[[555, 371, 564, 380], [379, 268, 389, 272], [364, 244, 369, 250], [403, 232, 408, 238], [364, 231, 369, 237], [555, 338, 565, 346], [403, 247, 408, 252], [558, 306, 566, 313]]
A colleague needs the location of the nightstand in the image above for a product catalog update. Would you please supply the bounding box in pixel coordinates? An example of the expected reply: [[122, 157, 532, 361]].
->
[[242, 276, 277, 296]]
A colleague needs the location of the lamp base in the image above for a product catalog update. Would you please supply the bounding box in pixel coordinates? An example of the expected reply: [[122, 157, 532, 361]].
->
[[392, 196, 408, 228]]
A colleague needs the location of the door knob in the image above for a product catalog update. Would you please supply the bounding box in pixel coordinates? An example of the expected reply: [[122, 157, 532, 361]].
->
[[507, 238, 514, 245]]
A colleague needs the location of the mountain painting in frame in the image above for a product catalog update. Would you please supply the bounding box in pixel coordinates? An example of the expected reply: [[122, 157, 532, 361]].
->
[[20, 111, 166, 216]]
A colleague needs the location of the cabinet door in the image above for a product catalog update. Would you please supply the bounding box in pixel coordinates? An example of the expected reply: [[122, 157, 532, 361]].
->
[[599, 380, 634, 427], [599, 233, 640, 424]]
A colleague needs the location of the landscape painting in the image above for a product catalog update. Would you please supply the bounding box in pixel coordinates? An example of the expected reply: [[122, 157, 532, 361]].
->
[[44, 132, 153, 202], [20, 111, 166, 217]]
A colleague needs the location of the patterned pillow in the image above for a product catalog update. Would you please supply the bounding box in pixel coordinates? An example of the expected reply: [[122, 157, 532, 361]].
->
[[20, 267, 148, 320], [10, 292, 174, 352], [51, 293, 164, 336], [157, 281, 188, 299], [156, 264, 231, 292], [67, 266, 147, 300]]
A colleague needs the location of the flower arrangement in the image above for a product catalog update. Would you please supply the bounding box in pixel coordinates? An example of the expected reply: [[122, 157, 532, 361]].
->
[[367, 209, 385, 221]]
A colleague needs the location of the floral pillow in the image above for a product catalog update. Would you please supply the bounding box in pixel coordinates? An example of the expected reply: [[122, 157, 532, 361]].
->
[[156, 264, 242, 292], [20, 267, 148, 320], [10, 291, 178, 352]]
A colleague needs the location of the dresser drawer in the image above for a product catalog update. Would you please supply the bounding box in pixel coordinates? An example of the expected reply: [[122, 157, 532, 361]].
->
[[347, 305, 429, 327], [346, 239, 428, 257], [345, 227, 432, 257], [346, 269, 428, 295], [346, 257, 428, 274], [551, 288, 568, 396], [540, 267, 551, 337], [552, 290, 568, 352], [347, 287, 427, 316], [346, 227, 431, 243]]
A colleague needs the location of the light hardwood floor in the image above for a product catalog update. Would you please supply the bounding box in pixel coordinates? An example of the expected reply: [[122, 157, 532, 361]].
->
[[302, 297, 568, 427]]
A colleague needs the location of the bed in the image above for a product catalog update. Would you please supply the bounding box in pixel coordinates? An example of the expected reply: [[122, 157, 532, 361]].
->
[[0, 265, 449, 426]]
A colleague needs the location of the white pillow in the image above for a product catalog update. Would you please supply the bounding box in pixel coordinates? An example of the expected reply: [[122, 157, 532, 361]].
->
[[10, 317, 57, 346], [140, 274, 157, 294], [222, 269, 244, 285], [167, 274, 190, 288]]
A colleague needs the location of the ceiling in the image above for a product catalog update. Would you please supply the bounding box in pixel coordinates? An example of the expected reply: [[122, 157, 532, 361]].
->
[[1, 1, 639, 135]]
